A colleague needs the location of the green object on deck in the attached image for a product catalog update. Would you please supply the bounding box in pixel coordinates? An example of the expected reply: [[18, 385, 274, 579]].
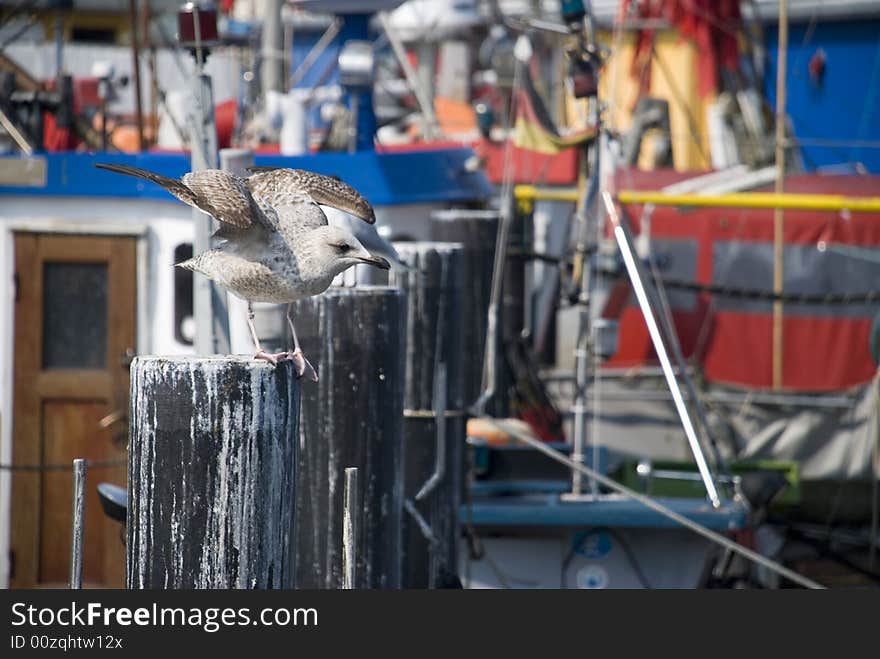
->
[[614, 458, 800, 510]]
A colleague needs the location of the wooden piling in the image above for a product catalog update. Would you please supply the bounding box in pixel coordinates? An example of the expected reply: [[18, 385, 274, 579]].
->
[[292, 287, 406, 589], [430, 209, 501, 411], [391, 242, 466, 588], [127, 356, 300, 589]]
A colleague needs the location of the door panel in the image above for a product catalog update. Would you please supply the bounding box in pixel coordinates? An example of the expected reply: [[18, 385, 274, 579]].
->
[[12, 233, 135, 588], [40, 401, 125, 586]]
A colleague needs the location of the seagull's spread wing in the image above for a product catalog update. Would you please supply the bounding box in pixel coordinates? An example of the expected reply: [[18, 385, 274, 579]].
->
[[246, 167, 376, 225], [182, 169, 268, 229], [96, 163, 268, 230]]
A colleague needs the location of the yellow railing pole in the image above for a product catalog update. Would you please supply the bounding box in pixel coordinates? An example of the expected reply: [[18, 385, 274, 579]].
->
[[614, 191, 880, 212], [514, 186, 880, 213]]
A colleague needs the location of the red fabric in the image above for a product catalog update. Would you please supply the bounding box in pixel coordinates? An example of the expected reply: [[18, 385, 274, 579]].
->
[[476, 138, 580, 184], [214, 98, 237, 149], [42, 112, 79, 151], [42, 77, 104, 152], [618, 0, 742, 99], [605, 169, 880, 391]]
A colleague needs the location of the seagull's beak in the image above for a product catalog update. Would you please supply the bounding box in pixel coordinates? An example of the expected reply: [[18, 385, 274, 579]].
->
[[356, 255, 391, 270]]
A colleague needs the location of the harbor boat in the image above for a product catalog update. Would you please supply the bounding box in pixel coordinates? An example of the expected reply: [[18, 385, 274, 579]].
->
[[456, 0, 880, 588]]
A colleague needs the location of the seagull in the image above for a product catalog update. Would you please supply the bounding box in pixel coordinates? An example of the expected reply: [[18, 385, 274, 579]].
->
[[247, 166, 411, 271], [95, 163, 390, 381]]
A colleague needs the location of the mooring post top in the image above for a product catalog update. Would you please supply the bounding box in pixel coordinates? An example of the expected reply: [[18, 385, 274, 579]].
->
[[318, 285, 404, 297], [130, 355, 292, 368], [430, 209, 502, 220], [296, 286, 406, 307], [392, 241, 465, 254]]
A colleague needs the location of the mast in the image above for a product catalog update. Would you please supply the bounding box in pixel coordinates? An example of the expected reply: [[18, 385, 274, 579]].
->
[[772, 0, 788, 390], [128, 0, 146, 151], [261, 0, 285, 95]]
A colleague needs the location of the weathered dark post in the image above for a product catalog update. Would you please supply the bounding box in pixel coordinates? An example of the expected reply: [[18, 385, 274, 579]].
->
[[391, 242, 466, 588], [128, 356, 300, 589], [430, 209, 502, 412], [292, 287, 406, 589]]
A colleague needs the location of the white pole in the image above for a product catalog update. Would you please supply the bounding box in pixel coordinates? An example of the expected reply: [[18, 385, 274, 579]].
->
[[69, 459, 87, 589], [342, 467, 359, 590]]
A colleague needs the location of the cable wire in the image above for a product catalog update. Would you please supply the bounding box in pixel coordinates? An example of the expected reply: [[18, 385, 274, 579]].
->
[[477, 415, 826, 589]]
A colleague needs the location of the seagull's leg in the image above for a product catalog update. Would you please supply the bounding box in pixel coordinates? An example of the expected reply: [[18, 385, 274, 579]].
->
[[281, 303, 318, 381], [247, 301, 278, 366]]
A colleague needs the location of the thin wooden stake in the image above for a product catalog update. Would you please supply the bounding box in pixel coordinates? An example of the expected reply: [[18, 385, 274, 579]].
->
[[773, 0, 789, 390], [70, 458, 87, 589], [342, 467, 359, 590]]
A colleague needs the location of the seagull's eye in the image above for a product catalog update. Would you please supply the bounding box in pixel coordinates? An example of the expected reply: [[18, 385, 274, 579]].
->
[[332, 242, 351, 253]]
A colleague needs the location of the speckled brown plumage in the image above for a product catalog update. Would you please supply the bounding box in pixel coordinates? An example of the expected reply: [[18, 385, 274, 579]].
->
[[96, 161, 389, 376], [246, 166, 375, 225]]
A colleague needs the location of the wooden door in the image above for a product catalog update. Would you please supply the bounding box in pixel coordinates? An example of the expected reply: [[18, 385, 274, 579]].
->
[[11, 233, 136, 588]]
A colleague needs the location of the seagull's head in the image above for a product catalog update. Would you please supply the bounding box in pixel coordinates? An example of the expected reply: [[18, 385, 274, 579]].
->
[[307, 225, 390, 278]]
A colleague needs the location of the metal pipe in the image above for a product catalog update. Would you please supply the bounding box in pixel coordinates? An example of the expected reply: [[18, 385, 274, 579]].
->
[[141, 0, 156, 139], [191, 2, 204, 71], [347, 93, 359, 154], [0, 106, 33, 154], [571, 138, 601, 496], [474, 56, 526, 415], [289, 18, 342, 88], [342, 467, 359, 590], [54, 12, 63, 78], [636, 219, 725, 470], [403, 499, 439, 547], [473, 208, 509, 415], [479, 416, 824, 590], [69, 458, 87, 589], [190, 72, 230, 355], [604, 191, 722, 508], [128, 0, 145, 151], [638, 460, 741, 485], [261, 0, 284, 94], [552, 390, 856, 410], [414, 42, 436, 140], [377, 11, 440, 140], [415, 364, 447, 501], [618, 191, 880, 212]]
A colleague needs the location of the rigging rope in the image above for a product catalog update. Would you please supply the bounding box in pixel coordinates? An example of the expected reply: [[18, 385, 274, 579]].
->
[[477, 415, 826, 589]]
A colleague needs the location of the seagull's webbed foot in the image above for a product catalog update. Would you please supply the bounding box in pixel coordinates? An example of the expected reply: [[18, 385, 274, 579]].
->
[[285, 349, 318, 382], [278, 303, 318, 381], [254, 350, 279, 366]]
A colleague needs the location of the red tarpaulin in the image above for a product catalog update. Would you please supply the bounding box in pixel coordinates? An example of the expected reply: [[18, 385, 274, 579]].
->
[[606, 169, 880, 392]]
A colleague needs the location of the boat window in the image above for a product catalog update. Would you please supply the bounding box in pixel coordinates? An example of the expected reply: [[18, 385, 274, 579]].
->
[[42, 262, 108, 369], [174, 244, 194, 346]]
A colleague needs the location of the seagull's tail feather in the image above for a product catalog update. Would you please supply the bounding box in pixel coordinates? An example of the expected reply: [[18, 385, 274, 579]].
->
[[95, 163, 202, 209], [97, 163, 258, 230], [175, 258, 198, 272]]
